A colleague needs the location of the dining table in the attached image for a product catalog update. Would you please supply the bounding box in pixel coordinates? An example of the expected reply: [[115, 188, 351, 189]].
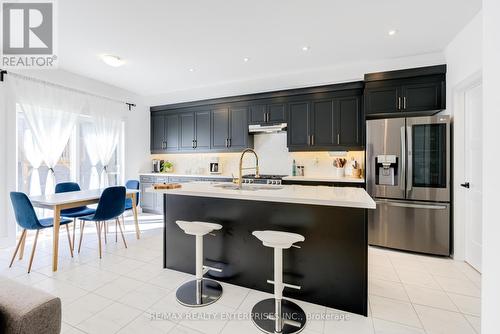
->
[[29, 188, 140, 272]]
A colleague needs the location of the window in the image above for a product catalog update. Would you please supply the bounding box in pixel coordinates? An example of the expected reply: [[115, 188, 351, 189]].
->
[[17, 110, 124, 194]]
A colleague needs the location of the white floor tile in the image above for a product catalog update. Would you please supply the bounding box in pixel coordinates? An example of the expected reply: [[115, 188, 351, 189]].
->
[[323, 309, 374, 334], [76, 301, 142, 334], [373, 318, 425, 334], [369, 295, 422, 328], [404, 284, 458, 312], [93, 276, 144, 300], [179, 302, 234, 334], [414, 304, 476, 334], [117, 312, 176, 334], [118, 282, 170, 311], [447, 292, 481, 316], [434, 275, 481, 297], [62, 292, 114, 326], [465, 315, 481, 334], [369, 264, 400, 282], [61, 322, 87, 334], [369, 278, 409, 301], [396, 268, 442, 290]]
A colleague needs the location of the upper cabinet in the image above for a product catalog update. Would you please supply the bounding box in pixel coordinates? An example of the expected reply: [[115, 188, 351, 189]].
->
[[287, 92, 363, 151], [364, 65, 446, 118], [248, 101, 286, 124]]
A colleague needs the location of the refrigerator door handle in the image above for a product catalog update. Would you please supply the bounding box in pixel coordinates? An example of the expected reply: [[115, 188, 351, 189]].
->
[[406, 125, 413, 195], [400, 126, 406, 191], [374, 200, 447, 210]]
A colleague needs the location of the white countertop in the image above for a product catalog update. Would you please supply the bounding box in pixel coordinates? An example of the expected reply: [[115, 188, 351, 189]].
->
[[283, 175, 365, 183], [149, 181, 375, 209], [140, 173, 232, 179]]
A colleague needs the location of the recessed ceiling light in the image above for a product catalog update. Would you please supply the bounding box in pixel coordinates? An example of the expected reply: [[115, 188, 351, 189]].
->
[[100, 54, 125, 67], [243, 57, 250, 62], [302, 46, 310, 51], [388, 29, 398, 36], [189, 68, 195, 72]]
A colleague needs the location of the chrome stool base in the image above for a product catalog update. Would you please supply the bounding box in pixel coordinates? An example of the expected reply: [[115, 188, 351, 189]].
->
[[251, 298, 307, 334], [176, 279, 222, 307]]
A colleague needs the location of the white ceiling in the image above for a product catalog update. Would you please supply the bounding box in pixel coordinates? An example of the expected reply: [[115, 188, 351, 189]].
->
[[57, 0, 481, 98]]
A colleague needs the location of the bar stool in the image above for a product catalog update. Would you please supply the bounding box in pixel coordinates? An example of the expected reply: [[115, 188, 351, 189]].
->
[[175, 220, 223, 307], [252, 230, 306, 334]]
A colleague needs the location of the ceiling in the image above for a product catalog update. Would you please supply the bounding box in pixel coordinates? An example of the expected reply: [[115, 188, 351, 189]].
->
[[57, 0, 481, 97]]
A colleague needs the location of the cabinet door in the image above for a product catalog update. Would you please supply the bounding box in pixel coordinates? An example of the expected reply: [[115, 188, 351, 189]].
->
[[364, 86, 400, 115], [267, 103, 286, 123], [150, 113, 165, 152], [287, 101, 311, 148], [337, 96, 361, 146], [179, 112, 195, 150], [211, 108, 230, 149], [195, 110, 210, 149], [312, 99, 336, 147], [401, 82, 442, 112], [165, 114, 179, 151], [229, 107, 248, 149], [249, 104, 266, 124]]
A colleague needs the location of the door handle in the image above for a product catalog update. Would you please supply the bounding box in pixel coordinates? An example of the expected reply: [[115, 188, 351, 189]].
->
[[403, 96, 407, 110], [460, 182, 470, 189], [400, 126, 406, 191], [374, 200, 447, 210], [398, 97, 402, 110], [406, 126, 413, 194]]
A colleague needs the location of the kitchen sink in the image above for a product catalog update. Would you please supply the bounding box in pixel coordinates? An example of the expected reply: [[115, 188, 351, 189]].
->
[[213, 183, 283, 191]]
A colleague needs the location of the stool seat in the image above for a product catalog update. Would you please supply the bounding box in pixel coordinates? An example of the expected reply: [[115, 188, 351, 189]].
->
[[252, 230, 305, 249], [176, 221, 222, 236]]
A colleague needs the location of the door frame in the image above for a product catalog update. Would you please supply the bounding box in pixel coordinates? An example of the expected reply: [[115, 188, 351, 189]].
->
[[452, 71, 482, 262]]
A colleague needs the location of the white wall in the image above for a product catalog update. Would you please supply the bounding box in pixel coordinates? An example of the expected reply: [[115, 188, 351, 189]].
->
[[0, 69, 150, 247], [145, 52, 445, 106], [443, 11, 483, 261], [482, 0, 500, 332]]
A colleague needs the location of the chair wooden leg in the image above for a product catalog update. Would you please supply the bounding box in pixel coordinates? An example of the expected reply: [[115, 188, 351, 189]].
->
[[18, 229, 27, 260], [9, 229, 27, 268], [72, 219, 76, 252], [65, 224, 74, 258], [78, 221, 85, 253], [103, 222, 108, 244], [96, 221, 103, 259], [27, 230, 40, 273], [117, 218, 127, 248]]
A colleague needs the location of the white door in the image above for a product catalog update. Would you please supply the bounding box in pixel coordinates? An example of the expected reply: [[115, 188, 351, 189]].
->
[[464, 83, 483, 272]]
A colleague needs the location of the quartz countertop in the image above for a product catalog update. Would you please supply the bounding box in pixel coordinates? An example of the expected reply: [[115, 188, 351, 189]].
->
[[149, 181, 375, 209], [139, 173, 232, 179], [282, 175, 365, 183]]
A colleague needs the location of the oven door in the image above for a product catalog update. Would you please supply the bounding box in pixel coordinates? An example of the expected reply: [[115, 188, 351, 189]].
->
[[406, 115, 450, 202]]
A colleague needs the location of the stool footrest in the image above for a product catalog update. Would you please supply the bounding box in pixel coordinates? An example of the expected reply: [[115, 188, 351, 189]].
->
[[203, 265, 223, 275], [267, 280, 301, 290]]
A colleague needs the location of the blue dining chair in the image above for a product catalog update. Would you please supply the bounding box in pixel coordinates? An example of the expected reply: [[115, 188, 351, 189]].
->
[[124, 180, 140, 211], [9, 192, 74, 273], [79, 186, 127, 258], [55, 182, 96, 252]]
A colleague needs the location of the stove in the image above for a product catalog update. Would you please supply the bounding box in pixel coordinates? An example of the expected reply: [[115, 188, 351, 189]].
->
[[241, 174, 287, 185]]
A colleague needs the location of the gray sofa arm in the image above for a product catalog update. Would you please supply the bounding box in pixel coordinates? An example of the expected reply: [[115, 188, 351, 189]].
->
[[0, 279, 61, 334]]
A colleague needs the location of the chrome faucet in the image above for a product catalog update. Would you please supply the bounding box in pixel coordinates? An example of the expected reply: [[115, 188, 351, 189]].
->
[[238, 148, 260, 189]]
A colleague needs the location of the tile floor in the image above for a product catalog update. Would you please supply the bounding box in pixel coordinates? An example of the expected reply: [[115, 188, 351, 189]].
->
[[0, 214, 481, 334]]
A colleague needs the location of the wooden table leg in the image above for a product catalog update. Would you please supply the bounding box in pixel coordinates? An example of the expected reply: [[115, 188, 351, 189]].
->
[[131, 193, 140, 239], [52, 205, 61, 272]]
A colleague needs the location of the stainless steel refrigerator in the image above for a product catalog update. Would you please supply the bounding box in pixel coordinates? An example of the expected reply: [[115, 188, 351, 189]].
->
[[366, 115, 451, 256]]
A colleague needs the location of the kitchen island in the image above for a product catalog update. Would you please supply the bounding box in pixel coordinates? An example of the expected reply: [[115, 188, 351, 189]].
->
[[152, 182, 375, 315]]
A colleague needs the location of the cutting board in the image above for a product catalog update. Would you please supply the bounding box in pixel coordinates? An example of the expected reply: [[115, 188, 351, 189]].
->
[[153, 183, 182, 190]]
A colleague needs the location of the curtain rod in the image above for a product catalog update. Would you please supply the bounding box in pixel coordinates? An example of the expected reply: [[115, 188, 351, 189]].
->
[[0, 69, 136, 111]]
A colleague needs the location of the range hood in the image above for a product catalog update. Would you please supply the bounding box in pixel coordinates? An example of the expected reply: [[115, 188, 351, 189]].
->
[[248, 123, 287, 133]]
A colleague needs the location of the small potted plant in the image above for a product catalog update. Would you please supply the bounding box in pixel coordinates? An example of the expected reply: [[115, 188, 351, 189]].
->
[[161, 161, 174, 173]]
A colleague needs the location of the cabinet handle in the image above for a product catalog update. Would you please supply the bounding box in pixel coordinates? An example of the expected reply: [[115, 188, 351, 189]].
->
[[228, 138, 231, 147], [403, 96, 407, 110], [311, 135, 315, 146], [398, 97, 401, 110], [163, 141, 167, 149], [337, 133, 340, 144], [307, 135, 311, 146], [195, 139, 197, 148], [192, 139, 195, 149]]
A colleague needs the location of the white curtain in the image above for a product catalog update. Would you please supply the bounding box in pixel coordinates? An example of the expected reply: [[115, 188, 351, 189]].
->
[[83, 98, 123, 188], [81, 123, 101, 189], [23, 130, 43, 196], [11, 77, 87, 194]]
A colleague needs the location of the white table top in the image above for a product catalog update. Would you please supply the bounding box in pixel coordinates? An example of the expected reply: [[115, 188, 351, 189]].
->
[[150, 182, 375, 209], [30, 189, 139, 206]]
